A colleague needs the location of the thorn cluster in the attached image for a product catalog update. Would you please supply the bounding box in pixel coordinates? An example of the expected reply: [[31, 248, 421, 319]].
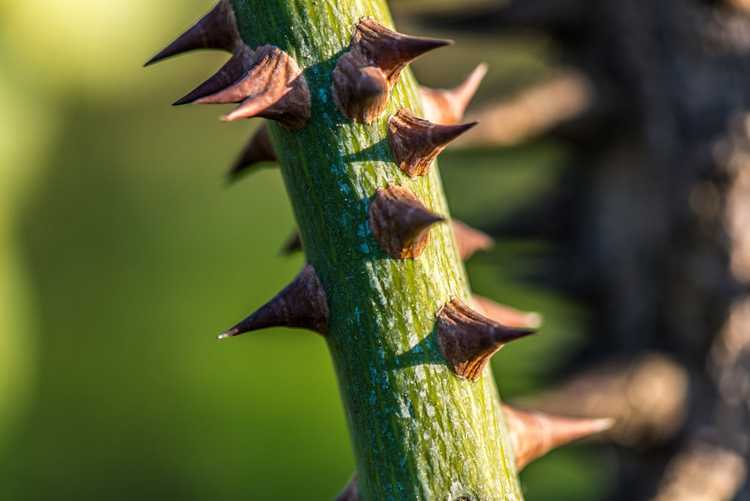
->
[[175, 45, 310, 129]]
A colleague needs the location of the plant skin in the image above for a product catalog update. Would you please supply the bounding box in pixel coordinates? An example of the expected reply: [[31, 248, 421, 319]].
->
[[147, 1, 611, 499]]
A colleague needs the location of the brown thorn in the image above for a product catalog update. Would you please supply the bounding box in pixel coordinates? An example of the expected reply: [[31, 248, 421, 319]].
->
[[420, 63, 488, 125], [436, 298, 536, 381], [369, 185, 445, 259], [145, 0, 241, 66], [177, 45, 310, 130], [332, 18, 450, 123], [220, 46, 310, 129], [332, 52, 390, 124], [388, 109, 476, 177], [473, 295, 543, 330], [503, 405, 613, 470], [335, 475, 359, 501], [451, 219, 494, 260], [354, 17, 452, 84], [173, 45, 255, 106], [218, 264, 328, 338], [227, 124, 277, 182]]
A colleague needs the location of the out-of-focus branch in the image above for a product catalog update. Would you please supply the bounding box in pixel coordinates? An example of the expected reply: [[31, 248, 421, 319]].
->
[[651, 443, 746, 501], [457, 72, 593, 147]]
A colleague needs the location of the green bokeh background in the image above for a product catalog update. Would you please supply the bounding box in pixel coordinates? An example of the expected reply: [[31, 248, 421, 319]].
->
[[0, 1, 613, 499]]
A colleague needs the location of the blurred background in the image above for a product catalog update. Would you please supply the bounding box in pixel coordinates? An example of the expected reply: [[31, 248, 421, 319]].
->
[[1, 0, 749, 500]]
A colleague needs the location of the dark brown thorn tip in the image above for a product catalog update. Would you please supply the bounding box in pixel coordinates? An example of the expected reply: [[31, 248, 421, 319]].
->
[[218, 264, 328, 339], [451, 219, 494, 261], [473, 295, 543, 330], [177, 45, 310, 130], [145, 0, 240, 66], [354, 17, 452, 84], [369, 185, 445, 259], [227, 124, 277, 181], [421, 63, 488, 125], [279, 230, 303, 256], [503, 405, 614, 470], [388, 109, 476, 177], [437, 298, 536, 381]]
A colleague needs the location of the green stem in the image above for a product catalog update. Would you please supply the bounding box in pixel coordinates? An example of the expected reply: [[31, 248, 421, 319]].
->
[[230, 1, 523, 499]]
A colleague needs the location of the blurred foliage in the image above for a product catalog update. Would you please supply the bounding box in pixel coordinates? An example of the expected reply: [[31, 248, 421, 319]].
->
[[0, 1, 612, 500]]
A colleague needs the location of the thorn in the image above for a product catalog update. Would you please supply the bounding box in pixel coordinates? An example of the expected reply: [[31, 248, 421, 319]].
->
[[178, 45, 311, 130], [355, 17, 452, 84], [420, 63, 487, 124], [335, 475, 359, 501], [145, 0, 240, 66], [173, 45, 255, 105], [503, 405, 613, 470], [279, 231, 303, 256], [451, 219, 494, 260], [388, 109, 476, 177], [437, 298, 536, 381], [332, 18, 451, 123], [332, 54, 389, 123], [473, 295, 543, 330], [369, 185, 445, 259], [218, 264, 328, 338], [227, 124, 277, 181]]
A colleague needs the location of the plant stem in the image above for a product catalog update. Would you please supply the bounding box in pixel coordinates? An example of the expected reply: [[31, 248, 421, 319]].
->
[[230, 1, 523, 498]]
